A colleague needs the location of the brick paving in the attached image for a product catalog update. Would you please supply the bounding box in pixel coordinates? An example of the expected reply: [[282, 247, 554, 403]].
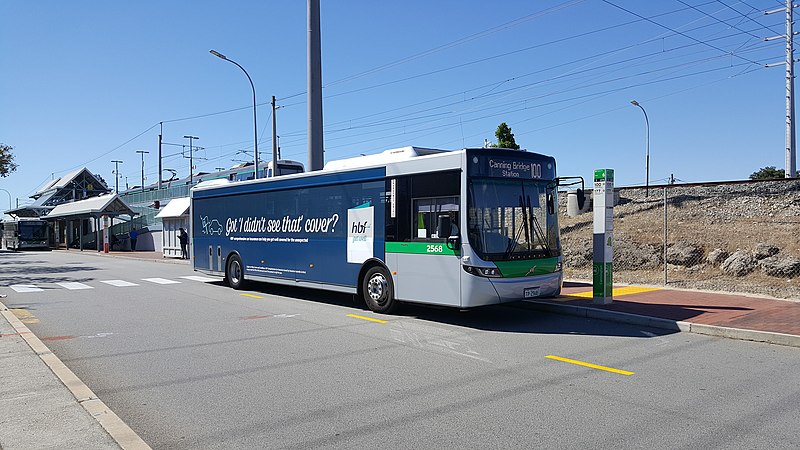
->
[[557, 281, 800, 336]]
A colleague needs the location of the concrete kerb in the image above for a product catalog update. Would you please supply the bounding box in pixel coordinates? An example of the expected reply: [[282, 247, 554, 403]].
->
[[520, 299, 800, 349], [56, 249, 189, 265], [0, 301, 152, 450]]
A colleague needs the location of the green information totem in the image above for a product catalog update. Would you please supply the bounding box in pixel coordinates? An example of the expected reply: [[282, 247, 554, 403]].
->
[[593, 169, 614, 304]]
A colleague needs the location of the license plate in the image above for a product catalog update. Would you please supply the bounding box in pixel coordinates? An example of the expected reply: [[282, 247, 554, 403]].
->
[[524, 287, 540, 298]]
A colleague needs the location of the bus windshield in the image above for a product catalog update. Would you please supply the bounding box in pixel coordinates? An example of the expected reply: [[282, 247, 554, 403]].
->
[[467, 178, 559, 261], [19, 222, 48, 240]]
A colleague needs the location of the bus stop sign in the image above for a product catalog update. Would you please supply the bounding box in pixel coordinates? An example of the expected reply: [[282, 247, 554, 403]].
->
[[593, 168, 614, 304]]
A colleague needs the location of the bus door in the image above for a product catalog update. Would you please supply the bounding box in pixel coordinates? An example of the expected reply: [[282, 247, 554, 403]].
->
[[393, 196, 462, 307]]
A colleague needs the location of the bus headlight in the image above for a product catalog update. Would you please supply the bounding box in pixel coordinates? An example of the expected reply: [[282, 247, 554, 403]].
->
[[463, 265, 502, 278], [555, 261, 563, 272]]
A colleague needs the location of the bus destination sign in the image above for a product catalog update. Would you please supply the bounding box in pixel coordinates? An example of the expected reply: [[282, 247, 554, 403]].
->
[[487, 158, 538, 179], [470, 152, 555, 180]]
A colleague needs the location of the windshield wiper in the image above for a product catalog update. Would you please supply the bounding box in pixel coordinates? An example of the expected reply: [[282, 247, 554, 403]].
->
[[504, 194, 529, 258], [527, 194, 551, 256]]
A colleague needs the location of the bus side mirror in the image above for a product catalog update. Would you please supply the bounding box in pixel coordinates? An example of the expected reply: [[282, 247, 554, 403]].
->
[[547, 192, 555, 215], [577, 188, 585, 210], [446, 235, 460, 251], [436, 215, 452, 239]]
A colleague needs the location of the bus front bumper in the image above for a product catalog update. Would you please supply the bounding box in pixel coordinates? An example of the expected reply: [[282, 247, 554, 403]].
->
[[461, 271, 563, 308]]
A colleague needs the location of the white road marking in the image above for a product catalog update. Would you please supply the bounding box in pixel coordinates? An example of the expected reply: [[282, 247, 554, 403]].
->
[[142, 278, 181, 285], [180, 276, 219, 283], [100, 280, 139, 287], [56, 282, 94, 290], [9, 285, 44, 293]]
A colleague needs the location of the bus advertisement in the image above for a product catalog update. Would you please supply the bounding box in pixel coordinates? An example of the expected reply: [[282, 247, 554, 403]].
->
[[2, 219, 50, 250], [191, 147, 563, 313]]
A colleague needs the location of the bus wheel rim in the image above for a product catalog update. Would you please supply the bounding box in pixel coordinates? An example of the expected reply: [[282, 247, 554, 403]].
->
[[367, 274, 387, 304], [231, 261, 241, 283]]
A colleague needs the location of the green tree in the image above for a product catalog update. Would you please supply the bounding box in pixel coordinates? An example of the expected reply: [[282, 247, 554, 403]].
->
[[491, 122, 520, 150], [0, 144, 18, 177], [749, 166, 784, 180]]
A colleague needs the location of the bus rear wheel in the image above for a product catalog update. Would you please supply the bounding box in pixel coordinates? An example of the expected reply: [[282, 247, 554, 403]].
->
[[362, 266, 397, 314], [226, 255, 245, 290]]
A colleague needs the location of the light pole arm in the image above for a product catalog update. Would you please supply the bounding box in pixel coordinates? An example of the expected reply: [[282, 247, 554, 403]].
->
[[0, 188, 12, 212], [219, 57, 259, 180], [633, 103, 651, 196]]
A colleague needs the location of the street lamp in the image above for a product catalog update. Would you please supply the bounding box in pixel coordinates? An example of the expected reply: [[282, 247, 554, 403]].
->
[[0, 188, 12, 213], [136, 151, 149, 193], [183, 136, 199, 184], [210, 49, 259, 180], [630, 100, 650, 197]]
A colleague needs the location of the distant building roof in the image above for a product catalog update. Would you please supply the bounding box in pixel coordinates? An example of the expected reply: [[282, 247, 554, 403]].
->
[[46, 194, 135, 219], [32, 168, 109, 200]]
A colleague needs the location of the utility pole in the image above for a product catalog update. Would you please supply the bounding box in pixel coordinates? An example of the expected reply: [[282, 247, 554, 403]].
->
[[158, 122, 163, 190], [308, 0, 324, 171], [111, 160, 123, 194], [767, 0, 797, 178], [136, 150, 149, 193], [272, 95, 278, 176], [183, 135, 199, 184]]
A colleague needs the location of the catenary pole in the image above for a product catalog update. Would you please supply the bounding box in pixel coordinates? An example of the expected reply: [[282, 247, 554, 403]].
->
[[787, 0, 797, 178], [272, 95, 278, 176], [111, 160, 123, 194], [308, 0, 324, 171]]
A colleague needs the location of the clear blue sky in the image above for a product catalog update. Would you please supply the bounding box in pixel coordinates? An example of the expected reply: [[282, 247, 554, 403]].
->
[[0, 0, 792, 209]]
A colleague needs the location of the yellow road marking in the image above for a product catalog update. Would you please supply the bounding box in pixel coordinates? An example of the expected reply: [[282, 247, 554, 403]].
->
[[546, 355, 634, 376], [347, 314, 388, 324], [10, 309, 39, 324], [240, 293, 264, 299], [564, 286, 661, 299]]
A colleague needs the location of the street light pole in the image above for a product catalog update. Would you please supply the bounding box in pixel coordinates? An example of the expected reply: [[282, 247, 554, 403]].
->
[[183, 136, 199, 185], [0, 188, 12, 213], [630, 100, 650, 197], [136, 151, 149, 193], [111, 160, 123, 194], [210, 50, 259, 180]]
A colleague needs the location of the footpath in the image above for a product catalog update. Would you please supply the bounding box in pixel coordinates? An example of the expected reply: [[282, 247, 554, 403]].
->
[[1, 249, 799, 449], [523, 281, 800, 347]]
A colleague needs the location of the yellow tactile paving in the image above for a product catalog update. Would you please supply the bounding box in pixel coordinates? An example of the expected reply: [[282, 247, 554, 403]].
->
[[10, 309, 39, 324], [563, 286, 661, 299]]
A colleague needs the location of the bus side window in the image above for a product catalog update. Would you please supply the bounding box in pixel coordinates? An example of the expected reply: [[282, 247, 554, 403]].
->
[[412, 197, 459, 240], [390, 171, 460, 242]]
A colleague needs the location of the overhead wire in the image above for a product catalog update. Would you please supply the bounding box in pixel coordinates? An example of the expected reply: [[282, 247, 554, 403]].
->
[[62, 1, 781, 183]]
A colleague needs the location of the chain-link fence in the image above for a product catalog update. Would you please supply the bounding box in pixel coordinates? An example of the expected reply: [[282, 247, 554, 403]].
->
[[560, 179, 800, 300]]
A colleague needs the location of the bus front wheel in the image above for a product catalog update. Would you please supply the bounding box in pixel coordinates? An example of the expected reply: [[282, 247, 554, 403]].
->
[[226, 255, 245, 290], [362, 266, 397, 314]]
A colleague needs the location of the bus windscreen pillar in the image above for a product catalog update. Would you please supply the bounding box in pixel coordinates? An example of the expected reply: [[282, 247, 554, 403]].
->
[[592, 169, 614, 304]]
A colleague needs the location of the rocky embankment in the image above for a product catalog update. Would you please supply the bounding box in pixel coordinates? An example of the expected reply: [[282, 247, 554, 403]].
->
[[559, 179, 800, 300]]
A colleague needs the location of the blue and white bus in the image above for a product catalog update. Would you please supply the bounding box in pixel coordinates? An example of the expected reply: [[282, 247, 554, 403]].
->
[[191, 146, 563, 313]]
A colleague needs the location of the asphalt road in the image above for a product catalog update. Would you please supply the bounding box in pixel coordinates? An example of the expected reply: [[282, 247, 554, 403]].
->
[[2, 250, 799, 449]]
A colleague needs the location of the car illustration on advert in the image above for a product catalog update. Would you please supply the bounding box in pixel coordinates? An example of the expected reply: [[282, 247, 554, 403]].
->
[[200, 216, 224, 235]]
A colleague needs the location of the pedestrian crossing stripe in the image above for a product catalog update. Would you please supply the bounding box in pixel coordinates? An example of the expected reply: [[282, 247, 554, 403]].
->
[[3, 276, 217, 292], [180, 276, 218, 283], [56, 282, 93, 290], [141, 278, 181, 285], [100, 280, 139, 287], [9, 285, 43, 293]]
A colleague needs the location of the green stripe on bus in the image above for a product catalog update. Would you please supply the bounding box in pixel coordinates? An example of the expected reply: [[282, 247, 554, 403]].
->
[[494, 257, 560, 278], [385, 242, 459, 256]]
